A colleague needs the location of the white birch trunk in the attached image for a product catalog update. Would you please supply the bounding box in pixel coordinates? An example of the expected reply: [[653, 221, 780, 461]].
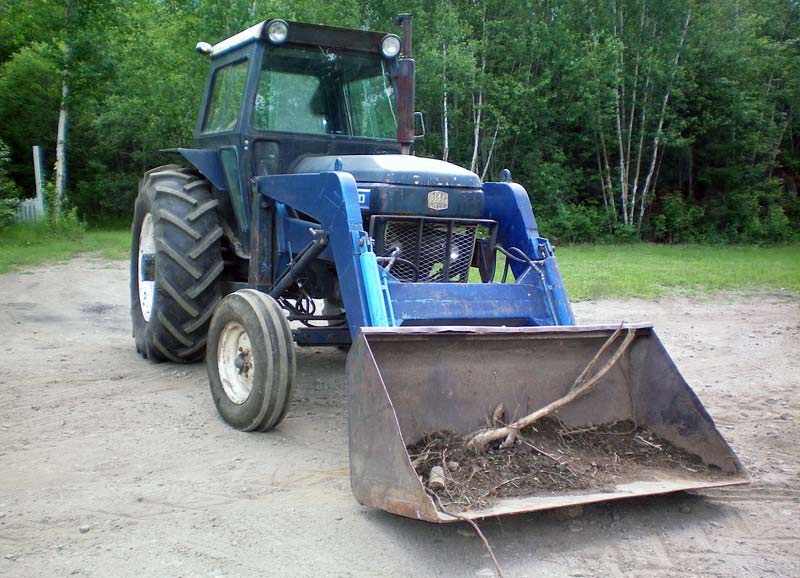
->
[[54, 60, 70, 221], [625, 0, 647, 224], [481, 123, 499, 181], [629, 77, 650, 223], [470, 10, 487, 174], [614, 87, 628, 225], [442, 44, 449, 162], [637, 11, 691, 229], [442, 91, 449, 162], [598, 124, 616, 215], [595, 142, 609, 209], [612, 0, 629, 224]]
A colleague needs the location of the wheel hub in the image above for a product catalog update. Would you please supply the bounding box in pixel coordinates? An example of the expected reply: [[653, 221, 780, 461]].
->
[[218, 322, 254, 404], [138, 213, 156, 322]]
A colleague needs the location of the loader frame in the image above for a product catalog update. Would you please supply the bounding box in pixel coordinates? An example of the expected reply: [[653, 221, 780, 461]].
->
[[252, 171, 575, 346]]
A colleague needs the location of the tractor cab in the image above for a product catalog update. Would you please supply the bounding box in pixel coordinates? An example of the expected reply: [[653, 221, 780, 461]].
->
[[189, 19, 413, 243]]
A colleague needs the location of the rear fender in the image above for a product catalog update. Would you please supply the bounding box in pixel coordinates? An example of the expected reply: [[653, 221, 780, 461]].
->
[[175, 148, 228, 191]]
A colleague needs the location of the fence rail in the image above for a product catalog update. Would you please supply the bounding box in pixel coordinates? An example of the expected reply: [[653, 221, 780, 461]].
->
[[14, 198, 43, 223]]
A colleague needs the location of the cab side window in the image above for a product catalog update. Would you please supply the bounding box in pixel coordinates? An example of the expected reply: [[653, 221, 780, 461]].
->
[[203, 60, 248, 133]]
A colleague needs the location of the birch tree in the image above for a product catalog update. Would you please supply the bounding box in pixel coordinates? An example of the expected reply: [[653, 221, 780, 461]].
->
[[53, 1, 72, 219], [582, 0, 693, 229]]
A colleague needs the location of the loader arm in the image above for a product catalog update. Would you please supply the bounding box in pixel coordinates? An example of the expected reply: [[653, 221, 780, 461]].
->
[[256, 170, 575, 338], [256, 170, 395, 336]]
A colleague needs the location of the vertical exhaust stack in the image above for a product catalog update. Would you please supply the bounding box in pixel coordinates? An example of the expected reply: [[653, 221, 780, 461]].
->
[[395, 14, 415, 155]]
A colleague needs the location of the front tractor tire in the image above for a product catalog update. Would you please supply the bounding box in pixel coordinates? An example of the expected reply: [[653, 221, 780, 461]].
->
[[207, 290, 295, 432], [130, 165, 224, 363]]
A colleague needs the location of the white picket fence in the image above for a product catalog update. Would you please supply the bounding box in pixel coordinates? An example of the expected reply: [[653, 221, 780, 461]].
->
[[14, 197, 44, 223], [12, 145, 47, 223]]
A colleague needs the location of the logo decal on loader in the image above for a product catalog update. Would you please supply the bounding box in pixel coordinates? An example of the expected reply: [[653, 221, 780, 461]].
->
[[427, 191, 448, 211]]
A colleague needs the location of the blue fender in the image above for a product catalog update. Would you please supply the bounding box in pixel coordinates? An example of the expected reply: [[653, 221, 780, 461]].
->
[[175, 148, 228, 191]]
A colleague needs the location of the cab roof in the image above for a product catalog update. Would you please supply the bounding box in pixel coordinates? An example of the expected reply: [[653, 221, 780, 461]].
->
[[209, 19, 391, 59]]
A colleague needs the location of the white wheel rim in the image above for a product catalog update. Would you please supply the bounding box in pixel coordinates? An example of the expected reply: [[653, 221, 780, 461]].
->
[[138, 213, 156, 322], [218, 322, 255, 404]]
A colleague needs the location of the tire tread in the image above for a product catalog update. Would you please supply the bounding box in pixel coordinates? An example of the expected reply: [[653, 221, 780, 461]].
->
[[130, 165, 223, 363]]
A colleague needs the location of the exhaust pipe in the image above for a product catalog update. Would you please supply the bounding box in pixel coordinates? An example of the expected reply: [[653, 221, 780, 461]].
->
[[395, 14, 415, 155]]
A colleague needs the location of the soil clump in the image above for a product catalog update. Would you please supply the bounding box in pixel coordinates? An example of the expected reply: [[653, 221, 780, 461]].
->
[[408, 418, 719, 512]]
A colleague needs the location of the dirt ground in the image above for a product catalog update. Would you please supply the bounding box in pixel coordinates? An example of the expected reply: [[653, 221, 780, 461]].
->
[[0, 256, 798, 578]]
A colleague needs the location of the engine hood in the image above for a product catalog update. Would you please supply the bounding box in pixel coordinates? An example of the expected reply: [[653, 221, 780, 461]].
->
[[292, 154, 482, 189]]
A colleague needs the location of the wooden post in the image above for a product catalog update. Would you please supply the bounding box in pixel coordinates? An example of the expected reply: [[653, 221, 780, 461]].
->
[[32, 145, 45, 218]]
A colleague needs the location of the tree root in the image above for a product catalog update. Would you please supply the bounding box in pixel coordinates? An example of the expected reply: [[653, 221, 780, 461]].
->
[[466, 325, 636, 452]]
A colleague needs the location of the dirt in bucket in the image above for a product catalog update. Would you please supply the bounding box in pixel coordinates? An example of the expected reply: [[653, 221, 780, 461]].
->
[[407, 418, 721, 513]]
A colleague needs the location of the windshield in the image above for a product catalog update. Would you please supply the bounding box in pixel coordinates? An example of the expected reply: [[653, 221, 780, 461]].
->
[[253, 46, 398, 139]]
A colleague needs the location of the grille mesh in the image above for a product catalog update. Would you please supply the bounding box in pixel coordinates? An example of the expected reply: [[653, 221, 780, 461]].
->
[[381, 220, 477, 283]]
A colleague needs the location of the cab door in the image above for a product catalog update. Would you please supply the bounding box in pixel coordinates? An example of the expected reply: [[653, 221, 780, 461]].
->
[[195, 53, 254, 251]]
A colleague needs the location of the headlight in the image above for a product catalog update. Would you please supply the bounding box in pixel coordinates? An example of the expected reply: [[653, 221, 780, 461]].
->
[[265, 20, 289, 44], [381, 34, 401, 58], [449, 246, 460, 264]]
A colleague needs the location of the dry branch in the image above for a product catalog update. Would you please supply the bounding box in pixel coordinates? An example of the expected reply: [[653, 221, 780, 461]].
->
[[427, 491, 505, 578], [466, 326, 636, 451]]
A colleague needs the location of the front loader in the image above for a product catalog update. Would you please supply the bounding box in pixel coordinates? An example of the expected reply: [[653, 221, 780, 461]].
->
[[130, 16, 746, 522]]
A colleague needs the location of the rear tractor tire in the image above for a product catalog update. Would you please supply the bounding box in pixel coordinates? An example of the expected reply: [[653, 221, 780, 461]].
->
[[206, 290, 296, 432], [130, 165, 224, 363]]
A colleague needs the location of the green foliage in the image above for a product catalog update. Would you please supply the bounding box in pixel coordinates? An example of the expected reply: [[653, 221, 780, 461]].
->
[[0, 138, 21, 200], [538, 204, 615, 244], [0, 0, 796, 241], [651, 194, 705, 243], [0, 198, 19, 227], [0, 42, 60, 191], [50, 206, 86, 238]]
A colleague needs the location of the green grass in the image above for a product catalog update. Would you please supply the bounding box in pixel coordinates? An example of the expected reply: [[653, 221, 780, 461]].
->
[[2, 224, 798, 302], [0, 223, 130, 274], [554, 244, 800, 301]]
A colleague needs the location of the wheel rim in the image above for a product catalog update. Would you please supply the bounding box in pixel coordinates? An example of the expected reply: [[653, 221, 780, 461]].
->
[[138, 213, 156, 322], [218, 321, 255, 404]]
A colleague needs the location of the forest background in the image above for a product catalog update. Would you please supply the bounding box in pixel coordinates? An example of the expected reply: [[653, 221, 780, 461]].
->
[[0, 0, 797, 244]]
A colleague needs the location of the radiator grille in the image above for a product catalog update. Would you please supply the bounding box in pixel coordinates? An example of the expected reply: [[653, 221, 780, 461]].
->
[[380, 220, 478, 283]]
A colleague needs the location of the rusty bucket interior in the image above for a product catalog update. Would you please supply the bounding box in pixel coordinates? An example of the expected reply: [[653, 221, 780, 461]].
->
[[346, 324, 747, 522]]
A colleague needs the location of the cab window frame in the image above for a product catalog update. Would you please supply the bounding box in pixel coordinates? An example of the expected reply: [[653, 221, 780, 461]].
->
[[201, 57, 250, 134], [250, 45, 399, 141]]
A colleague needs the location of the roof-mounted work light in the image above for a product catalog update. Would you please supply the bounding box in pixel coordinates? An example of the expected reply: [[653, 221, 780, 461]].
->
[[380, 34, 401, 58], [265, 20, 289, 44]]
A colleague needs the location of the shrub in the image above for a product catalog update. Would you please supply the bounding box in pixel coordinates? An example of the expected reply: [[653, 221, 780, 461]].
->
[[763, 205, 792, 242], [538, 204, 616, 244], [0, 198, 19, 228], [651, 194, 705, 243]]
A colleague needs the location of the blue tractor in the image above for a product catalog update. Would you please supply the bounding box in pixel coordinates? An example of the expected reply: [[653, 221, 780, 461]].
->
[[131, 16, 745, 521]]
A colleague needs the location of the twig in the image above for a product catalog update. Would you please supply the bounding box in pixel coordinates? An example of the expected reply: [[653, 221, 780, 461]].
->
[[559, 425, 601, 437], [477, 476, 525, 501], [515, 436, 560, 463], [634, 435, 662, 450], [428, 491, 506, 578], [467, 326, 637, 451]]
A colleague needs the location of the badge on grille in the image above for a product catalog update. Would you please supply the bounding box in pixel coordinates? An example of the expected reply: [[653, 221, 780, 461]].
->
[[427, 190, 448, 211]]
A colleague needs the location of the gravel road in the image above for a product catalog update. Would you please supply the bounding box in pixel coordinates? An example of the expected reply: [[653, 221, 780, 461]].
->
[[0, 257, 798, 577]]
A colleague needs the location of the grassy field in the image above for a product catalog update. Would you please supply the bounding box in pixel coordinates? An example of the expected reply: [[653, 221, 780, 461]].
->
[[1, 224, 798, 299], [0, 224, 129, 274], [555, 244, 800, 300]]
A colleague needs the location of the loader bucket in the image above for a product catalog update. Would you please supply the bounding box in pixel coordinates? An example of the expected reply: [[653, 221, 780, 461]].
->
[[346, 324, 747, 522]]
